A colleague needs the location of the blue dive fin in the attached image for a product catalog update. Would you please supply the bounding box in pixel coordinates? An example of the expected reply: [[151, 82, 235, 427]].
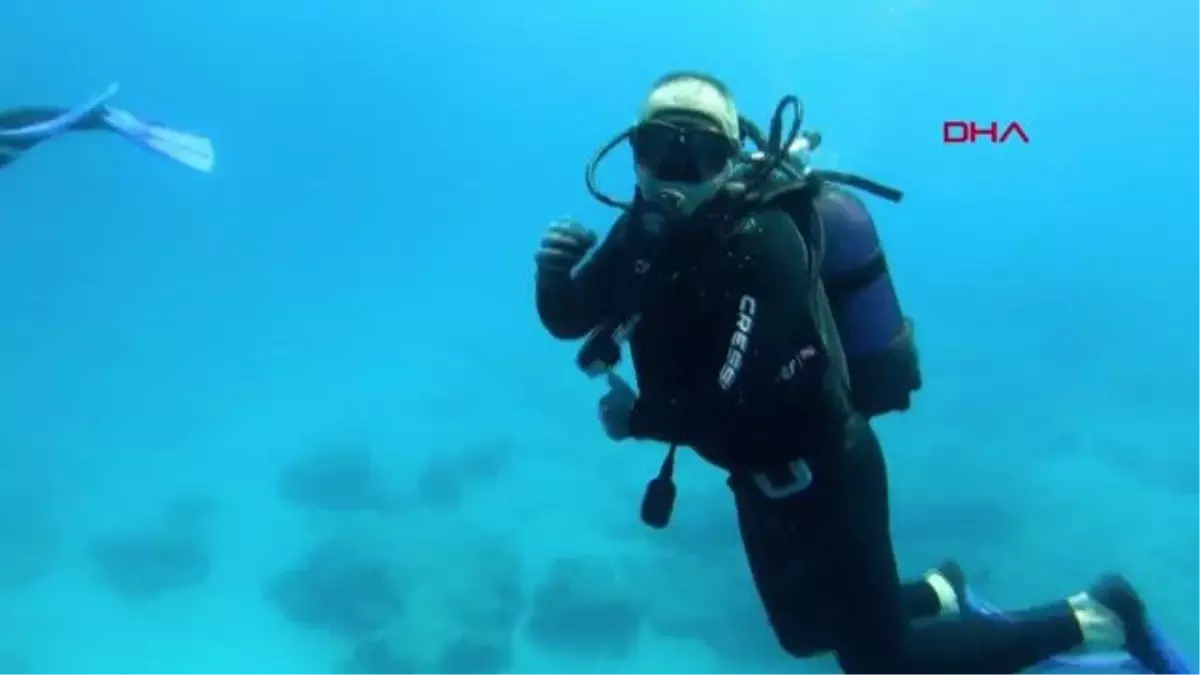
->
[[101, 106, 215, 173], [966, 590, 1196, 674], [1142, 623, 1197, 675]]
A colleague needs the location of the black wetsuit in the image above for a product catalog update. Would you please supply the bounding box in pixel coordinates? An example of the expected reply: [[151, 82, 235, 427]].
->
[[537, 192, 1086, 673], [0, 107, 108, 169]]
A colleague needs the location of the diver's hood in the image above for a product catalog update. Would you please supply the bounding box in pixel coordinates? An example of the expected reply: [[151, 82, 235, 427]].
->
[[639, 78, 741, 141]]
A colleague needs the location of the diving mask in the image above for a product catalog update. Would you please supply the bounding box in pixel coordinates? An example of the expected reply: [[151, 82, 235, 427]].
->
[[630, 118, 738, 183], [631, 116, 739, 216]]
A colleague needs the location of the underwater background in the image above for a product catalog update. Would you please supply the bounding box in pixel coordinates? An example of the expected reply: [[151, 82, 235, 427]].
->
[[1, 0, 1196, 672]]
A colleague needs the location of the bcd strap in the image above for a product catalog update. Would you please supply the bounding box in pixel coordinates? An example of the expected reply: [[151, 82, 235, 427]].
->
[[824, 251, 889, 300], [747, 177, 826, 282], [747, 179, 893, 302]]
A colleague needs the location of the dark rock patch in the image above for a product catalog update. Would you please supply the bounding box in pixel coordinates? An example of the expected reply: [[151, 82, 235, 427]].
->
[[526, 555, 641, 659], [434, 635, 513, 674], [279, 443, 401, 514], [336, 634, 420, 674], [88, 496, 215, 601], [415, 438, 512, 509], [266, 535, 406, 637]]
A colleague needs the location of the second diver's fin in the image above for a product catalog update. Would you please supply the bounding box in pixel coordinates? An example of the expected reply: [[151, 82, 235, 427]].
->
[[101, 106, 215, 174]]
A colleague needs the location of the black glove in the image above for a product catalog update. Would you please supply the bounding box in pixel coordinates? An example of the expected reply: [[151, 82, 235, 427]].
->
[[535, 219, 597, 278], [599, 371, 636, 440]]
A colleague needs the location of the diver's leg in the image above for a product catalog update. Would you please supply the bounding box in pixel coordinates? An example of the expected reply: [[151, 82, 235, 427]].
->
[[730, 436, 960, 657], [0, 105, 108, 135], [899, 562, 966, 619], [0, 106, 109, 170], [731, 470, 842, 659], [827, 425, 1098, 674], [0, 107, 67, 131], [0, 135, 37, 169], [0, 107, 55, 166], [0, 106, 108, 132]]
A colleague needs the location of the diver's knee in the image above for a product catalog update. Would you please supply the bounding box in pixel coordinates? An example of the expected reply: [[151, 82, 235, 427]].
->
[[835, 647, 898, 675], [771, 623, 829, 660]]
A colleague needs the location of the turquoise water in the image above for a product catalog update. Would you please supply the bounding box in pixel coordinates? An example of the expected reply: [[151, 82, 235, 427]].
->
[[1, 0, 1196, 672]]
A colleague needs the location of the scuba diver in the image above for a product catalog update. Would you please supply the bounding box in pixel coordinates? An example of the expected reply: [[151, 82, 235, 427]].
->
[[0, 83, 214, 173], [534, 72, 1167, 674]]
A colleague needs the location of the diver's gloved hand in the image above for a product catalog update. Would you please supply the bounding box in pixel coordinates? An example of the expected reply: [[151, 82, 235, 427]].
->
[[599, 371, 636, 441], [535, 218, 597, 279]]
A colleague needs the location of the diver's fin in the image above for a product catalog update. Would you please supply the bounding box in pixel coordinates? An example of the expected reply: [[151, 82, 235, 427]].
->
[[0, 83, 121, 140], [1142, 623, 1196, 675], [967, 588, 1196, 674], [101, 106, 215, 173], [140, 124, 216, 174]]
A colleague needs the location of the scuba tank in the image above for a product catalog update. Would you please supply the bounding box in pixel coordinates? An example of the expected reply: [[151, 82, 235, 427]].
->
[[815, 186, 920, 416], [739, 121, 919, 417]]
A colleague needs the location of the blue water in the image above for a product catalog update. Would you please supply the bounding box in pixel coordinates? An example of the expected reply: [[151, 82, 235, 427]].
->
[[1, 0, 1196, 672]]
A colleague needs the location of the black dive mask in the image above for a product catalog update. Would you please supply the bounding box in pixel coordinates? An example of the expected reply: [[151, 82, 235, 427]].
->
[[630, 119, 737, 184]]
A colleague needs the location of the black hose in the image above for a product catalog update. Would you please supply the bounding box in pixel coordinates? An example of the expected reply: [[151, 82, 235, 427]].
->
[[585, 129, 635, 210]]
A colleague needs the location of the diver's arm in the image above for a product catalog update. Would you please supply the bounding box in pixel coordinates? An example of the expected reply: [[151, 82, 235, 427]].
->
[[628, 209, 823, 448], [536, 215, 629, 340]]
